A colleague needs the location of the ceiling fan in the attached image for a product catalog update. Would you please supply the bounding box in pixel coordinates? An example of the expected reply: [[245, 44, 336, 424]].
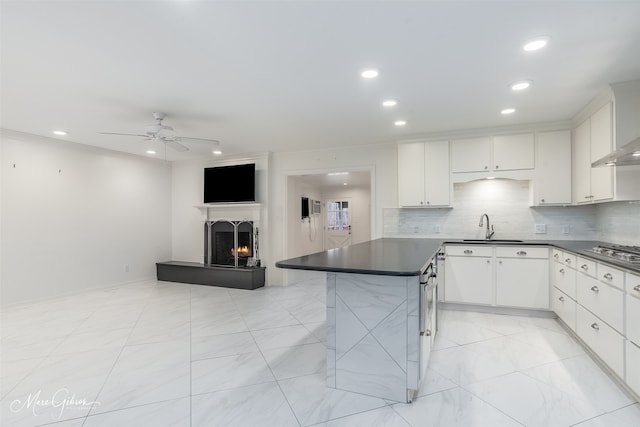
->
[[99, 112, 220, 152]]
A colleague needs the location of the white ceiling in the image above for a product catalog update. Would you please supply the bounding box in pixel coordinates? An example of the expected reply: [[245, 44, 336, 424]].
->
[[2, 1, 640, 161]]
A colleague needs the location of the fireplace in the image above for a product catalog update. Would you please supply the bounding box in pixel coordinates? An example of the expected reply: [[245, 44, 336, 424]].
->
[[204, 220, 256, 267]]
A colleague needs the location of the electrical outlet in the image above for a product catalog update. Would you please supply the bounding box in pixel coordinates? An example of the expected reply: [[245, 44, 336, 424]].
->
[[534, 224, 547, 234], [562, 225, 570, 235], [433, 224, 441, 234], [124, 264, 130, 273]]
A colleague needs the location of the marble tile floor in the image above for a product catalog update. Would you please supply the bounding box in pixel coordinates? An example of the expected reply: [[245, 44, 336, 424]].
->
[[1, 280, 639, 427]]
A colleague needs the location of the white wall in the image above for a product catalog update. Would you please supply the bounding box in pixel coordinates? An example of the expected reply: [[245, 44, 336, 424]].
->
[[269, 143, 396, 285], [286, 176, 324, 258], [1, 130, 172, 306], [596, 201, 640, 245]]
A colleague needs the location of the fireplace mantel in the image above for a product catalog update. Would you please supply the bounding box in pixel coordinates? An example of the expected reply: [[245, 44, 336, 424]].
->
[[194, 203, 262, 222]]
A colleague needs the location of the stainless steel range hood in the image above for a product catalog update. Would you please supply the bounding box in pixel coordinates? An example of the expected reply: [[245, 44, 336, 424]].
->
[[592, 136, 640, 167], [591, 80, 640, 167]]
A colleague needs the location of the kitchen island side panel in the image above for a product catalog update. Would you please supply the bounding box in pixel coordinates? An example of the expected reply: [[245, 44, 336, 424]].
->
[[329, 272, 413, 402]]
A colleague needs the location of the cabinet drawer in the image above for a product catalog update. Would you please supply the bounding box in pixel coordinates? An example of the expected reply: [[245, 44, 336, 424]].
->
[[553, 262, 577, 299], [563, 253, 577, 269], [551, 249, 563, 263], [552, 286, 576, 331], [626, 293, 640, 346], [577, 274, 624, 333], [495, 246, 549, 259], [626, 340, 640, 396], [628, 272, 640, 297], [576, 257, 597, 278], [445, 245, 493, 257], [598, 264, 624, 291], [577, 305, 624, 377]]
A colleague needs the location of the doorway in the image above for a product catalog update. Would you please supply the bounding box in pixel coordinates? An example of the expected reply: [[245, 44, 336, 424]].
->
[[285, 170, 371, 258]]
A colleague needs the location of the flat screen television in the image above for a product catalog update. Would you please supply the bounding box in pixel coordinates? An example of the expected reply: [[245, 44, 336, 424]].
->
[[301, 197, 309, 219], [204, 164, 256, 203]]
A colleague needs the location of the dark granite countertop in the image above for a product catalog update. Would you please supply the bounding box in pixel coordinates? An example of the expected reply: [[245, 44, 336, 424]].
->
[[275, 238, 640, 276]]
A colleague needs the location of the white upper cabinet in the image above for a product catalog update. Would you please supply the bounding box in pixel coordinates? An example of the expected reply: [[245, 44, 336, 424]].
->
[[397, 140, 450, 207], [589, 103, 614, 202], [573, 119, 592, 204], [450, 137, 491, 173], [573, 103, 614, 204], [451, 134, 534, 175], [492, 133, 535, 171], [532, 130, 572, 205]]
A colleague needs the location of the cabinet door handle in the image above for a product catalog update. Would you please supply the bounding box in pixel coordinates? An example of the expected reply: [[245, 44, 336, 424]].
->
[[464, 249, 473, 255], [565, 258, 572, 264], [420, 201, 424, 205], [634, 285, 640, 292], [495, 165, 500, 169], [591, 323, 600, 331], [554, 253, 559, 259], [581, 264, 589, 271], [603, 273, 613, 280], [559, 268, 565, 274], [585, 196, 591, 199], [486, 260, 490, 264], [426, 201, 430, 205], [541, 199, 545, 203], [590, 285, 599, 293], [517, 251, 527, 256], [558, 296, 565, 302], [499, 260, 503, 264], [484, 166, 488, 170]]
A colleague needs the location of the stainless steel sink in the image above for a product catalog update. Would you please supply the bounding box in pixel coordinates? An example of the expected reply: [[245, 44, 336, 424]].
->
[[462, 239, 524, 243]]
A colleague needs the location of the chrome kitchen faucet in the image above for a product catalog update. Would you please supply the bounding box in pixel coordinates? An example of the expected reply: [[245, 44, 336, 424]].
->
[[479, 213, 495, 240]]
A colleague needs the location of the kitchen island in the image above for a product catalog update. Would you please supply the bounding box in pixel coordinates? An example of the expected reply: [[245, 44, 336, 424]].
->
[[276, 237, 639, 403], [276, 238, 443, 402]]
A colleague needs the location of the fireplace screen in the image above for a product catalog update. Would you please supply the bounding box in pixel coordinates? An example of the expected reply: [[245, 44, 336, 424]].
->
[[205, 220, 254, 267]]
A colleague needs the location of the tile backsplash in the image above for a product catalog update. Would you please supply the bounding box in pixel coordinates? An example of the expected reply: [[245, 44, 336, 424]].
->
[[384, 179, 639, 245]]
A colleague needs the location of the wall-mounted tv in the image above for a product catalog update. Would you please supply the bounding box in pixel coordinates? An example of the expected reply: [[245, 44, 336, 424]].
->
[[204, 164, 256, 203], [301, 197, 309, 219]]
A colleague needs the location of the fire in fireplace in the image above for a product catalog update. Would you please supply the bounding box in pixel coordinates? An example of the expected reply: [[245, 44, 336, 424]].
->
[[204, 220, 255, 267]]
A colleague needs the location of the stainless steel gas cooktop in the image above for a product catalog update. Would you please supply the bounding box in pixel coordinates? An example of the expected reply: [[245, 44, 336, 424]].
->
[[588, 244, 640, 265]]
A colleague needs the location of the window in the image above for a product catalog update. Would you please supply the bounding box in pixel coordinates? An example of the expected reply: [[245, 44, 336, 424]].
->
[[326, 201, 349, 230]]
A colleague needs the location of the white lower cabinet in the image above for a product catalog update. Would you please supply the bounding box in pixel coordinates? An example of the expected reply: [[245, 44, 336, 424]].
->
[[626, 340, 640, 396], [496, 253, 549, 309], [444, 254, 493, 305], [576, 273, 624, 333], [444, 245, 549, 309], [626, 273, 640, 345], [552, 286, 576, 331], [552, 259, 577, 299], [577, 305, 624, 378]]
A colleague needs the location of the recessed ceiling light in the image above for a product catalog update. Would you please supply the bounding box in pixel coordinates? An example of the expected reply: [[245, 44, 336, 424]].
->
[[146, 150, 156, 155], [394, 120, 407, 126], [632, 151, 640, 157], [382, 99, 397, 107], [343, 183, 348, 186], [328, 172, 349, 176], [523, 36, 550, 52], [511, 81, 532, 91], [53, 130, 67, 136], [501, 108, 516, 115], [212, 150, 222, 155], [487, 176, 496, 180], [605, 161, 616, 166], [361, 69, 379, 79]]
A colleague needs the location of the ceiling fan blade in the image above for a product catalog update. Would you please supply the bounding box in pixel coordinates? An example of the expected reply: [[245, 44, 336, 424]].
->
[[98, 132, 150, 138], [175, 136, 220, 146], [166, 140, 189, 152]]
